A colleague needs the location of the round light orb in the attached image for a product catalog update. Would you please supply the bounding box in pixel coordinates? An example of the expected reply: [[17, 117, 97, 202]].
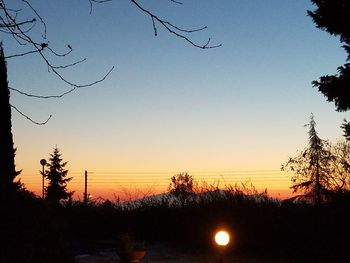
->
[[215, 230, 230, 246], [40, 159, 47, 166]]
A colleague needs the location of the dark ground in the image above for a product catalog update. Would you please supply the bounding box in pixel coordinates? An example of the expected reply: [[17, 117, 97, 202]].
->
[[74, 242, 349, 263]]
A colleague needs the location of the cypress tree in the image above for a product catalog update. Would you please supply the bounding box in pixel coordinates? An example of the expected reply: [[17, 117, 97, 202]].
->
[[0, 43, 21, 195]]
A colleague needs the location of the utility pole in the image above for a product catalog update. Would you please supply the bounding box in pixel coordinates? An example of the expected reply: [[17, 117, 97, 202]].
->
[[84, 170, 88, 204]]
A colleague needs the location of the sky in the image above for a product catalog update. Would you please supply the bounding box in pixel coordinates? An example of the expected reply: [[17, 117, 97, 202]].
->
[[3, 0, 349, 200]]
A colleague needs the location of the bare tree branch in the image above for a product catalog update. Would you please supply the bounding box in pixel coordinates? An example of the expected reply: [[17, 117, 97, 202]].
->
[[0, 17, 35, 28], [51, 58, 87, 69], [5, 48, 40, 59], [9, 65, 114, 99], [151, 16, 157, 36], [11, 104, 52, 125], [1, 1, 115, 90], [170, 0, 183, 5], [9, 86, 74, 99], [88, 0, 112, 14], [22, 0, 47, 38], [130, 0, 222, 49], [1, 0, 220, 127]]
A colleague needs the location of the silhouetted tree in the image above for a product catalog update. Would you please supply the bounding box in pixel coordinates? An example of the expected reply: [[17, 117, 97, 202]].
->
[[308, 1, 350, 139], [0, 44, 21, 195], [330, 140, 350, 191], [308, 0, 350, 111], [43, 147, 71, 204], [168, 172, 195, 200], [282, 115, 335, 204], [340, 119, 350, 141]]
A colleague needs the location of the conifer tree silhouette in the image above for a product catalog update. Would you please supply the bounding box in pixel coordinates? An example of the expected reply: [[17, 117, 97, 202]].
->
[[308, 1, 350, 138], [43, 147, 71, 204], [282, 115, 334, 204], [308, 0, 350, 111]]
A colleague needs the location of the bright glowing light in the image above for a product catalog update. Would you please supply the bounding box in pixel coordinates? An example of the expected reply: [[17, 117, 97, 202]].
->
[[215, 230, 230, 246]]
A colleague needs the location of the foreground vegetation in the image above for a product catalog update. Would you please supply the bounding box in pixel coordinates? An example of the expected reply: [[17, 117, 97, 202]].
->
[[2, 182, 350, 263]]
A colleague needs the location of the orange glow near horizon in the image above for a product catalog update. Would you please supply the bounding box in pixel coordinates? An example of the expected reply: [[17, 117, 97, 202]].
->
[[18, 169, 295, 201]]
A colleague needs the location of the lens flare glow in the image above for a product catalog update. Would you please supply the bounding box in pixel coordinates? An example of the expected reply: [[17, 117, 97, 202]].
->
[[214, 230, 230, 246]]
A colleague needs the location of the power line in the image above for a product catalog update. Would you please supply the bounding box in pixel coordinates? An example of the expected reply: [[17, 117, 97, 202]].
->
[[88, 170, 282, 174], [19, 170, 292, 192], [19, 169, 287, 176]]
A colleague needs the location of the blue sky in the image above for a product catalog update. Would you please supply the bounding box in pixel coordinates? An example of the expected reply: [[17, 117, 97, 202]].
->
[[3, 0, 348, 198]]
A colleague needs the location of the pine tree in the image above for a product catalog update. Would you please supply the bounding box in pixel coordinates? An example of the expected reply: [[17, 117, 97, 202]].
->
[[43, 147, 71, 204], [282, 115, 335, 204], [0, 43, 21, 195]]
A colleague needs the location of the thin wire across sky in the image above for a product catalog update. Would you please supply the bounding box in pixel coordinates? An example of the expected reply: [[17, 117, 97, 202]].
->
[[20, 170, 290, 185]]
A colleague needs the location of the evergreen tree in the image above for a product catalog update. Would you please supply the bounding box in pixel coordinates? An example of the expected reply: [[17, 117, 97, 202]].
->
[[0, 43, 21, 195], [308, 0, 350, 112], [282, 115, 335, 204], [43, 147, 71, 204]]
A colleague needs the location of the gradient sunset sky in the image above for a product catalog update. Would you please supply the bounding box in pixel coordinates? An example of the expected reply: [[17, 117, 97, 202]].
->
[[4, 0, 348, 200]]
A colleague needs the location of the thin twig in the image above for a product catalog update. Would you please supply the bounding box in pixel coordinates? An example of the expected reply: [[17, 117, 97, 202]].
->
[[22, 0, 47, 38], [170, 0, 183, 5], [9, 86, 73, 99], [130, 0, 222, 49], [2, 3, 115, 89], [51, 58, 87, 69], [5, 48, 42, 59], [11, 104, 52, 125], [88, 0, 112, 14]]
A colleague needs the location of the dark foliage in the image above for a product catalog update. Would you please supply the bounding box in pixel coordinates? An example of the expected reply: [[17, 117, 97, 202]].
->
[[43, 147, 72, 204], [308, 0, 350, 112], [341, 119, 350, 140], [0, 191, 75, 263], [0, 44, 21, 194], [282, 115, 336, 204], [312, 63, 350, 112], [283, 115, 350, 204], [58, 186, 350, 261], [3, 184, 350, 261], [308, 0, 350, 43], [168, 172, 195, 201]]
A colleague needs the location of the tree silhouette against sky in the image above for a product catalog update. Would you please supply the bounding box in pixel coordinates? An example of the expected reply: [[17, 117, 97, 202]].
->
[[0, 44, 21, 194], [308, 0, 350, 137], [308, 0, 350, 111], [42, 146, 71, 204], [282, 115, 334, 204]]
